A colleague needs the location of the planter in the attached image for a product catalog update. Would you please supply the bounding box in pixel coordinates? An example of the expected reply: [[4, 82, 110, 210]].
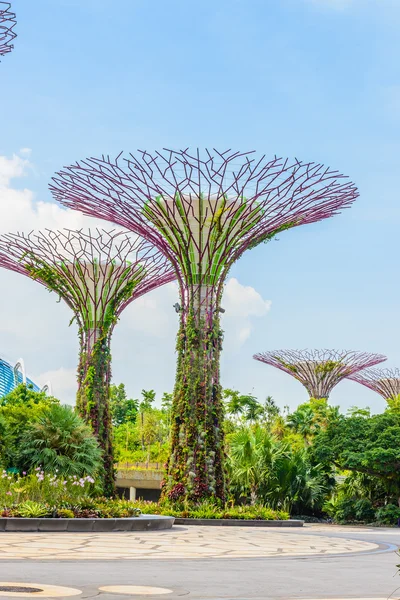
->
[[173, 518, 304, 527], [0, 514, 174, 532]]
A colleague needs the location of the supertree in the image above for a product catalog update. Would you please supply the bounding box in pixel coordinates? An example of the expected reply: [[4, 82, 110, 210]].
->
[[0, 228, 175, 494], [348, 368, 400, 402], [0, 2, 16, 57], [50, 148, 359, 502], [254, 349, 386, 400]]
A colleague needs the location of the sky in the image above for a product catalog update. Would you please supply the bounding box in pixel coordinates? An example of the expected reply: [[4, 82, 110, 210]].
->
[[0, 0, 399, 413]]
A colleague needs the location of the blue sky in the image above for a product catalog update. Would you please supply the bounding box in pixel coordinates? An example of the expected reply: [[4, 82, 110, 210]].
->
[[0, 0, 399, 412]]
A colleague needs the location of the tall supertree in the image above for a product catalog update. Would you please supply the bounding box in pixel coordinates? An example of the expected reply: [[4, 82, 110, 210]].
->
[[0, 228, 175, 493], [348, 368, 400, 402], [50, 149, 359, 502], [254, 349, 386, 400], [0, 2, 16, 57]]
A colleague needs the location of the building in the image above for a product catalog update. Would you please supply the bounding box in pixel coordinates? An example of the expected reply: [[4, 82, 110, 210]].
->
[[0, 357, 48, 398]]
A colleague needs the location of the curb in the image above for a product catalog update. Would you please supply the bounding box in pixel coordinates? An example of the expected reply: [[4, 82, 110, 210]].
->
[[173, 518, 304, 527], [0, 514, 175, 532]]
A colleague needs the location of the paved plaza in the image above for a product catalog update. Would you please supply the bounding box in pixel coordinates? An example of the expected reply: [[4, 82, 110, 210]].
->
[[0, 524, 398, 599], [0, 526, 380, 560]]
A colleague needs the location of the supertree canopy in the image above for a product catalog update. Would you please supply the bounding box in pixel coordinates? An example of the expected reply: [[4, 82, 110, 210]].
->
[[50, 148, 359, 502], [0, 228, 175, 494], [0, 2, 16, 57], [348, 367, 400, 402], [254, 349, 386, 400]]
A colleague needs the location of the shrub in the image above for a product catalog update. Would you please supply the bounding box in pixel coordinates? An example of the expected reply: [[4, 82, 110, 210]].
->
[[323, 496, 375, 523], [20, 405, 102, 477], [375, 504, 400, 525], [15, 501, 50, 518], [0, 471, 97, 506], [57, 508, 74, 519], [129, 499, 289, 520]]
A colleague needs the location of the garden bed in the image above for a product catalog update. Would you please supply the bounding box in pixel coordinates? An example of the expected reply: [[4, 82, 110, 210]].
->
[[0, 514, 174, 532], [174, 518, 303, 527]]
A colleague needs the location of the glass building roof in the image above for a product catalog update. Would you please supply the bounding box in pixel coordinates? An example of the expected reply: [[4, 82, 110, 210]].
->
[[0, 357, 40, 398]]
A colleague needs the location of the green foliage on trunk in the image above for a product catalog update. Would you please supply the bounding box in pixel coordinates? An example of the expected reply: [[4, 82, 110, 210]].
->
[[164, 310, 226, 503]]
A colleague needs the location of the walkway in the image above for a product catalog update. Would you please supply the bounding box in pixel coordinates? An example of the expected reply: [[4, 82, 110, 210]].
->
[[0, 525, 398, 599], [0, 525, 379, 560]]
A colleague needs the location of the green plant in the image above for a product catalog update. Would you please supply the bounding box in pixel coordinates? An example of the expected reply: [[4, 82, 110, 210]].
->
[[0, 385, 59, 470], [57, 508, 74, 518], [323, 496, 375, 523], [0, 472, 97, 507], [16, 501, 50, 518], [375, 504, 400, 525], [20, 404, 102, 478]]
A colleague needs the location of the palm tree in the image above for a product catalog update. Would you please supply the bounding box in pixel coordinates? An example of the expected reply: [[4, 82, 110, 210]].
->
[[139, 389, 156, 450], [266, 449, 327, 513], [228, 427, 287, 504], [20, 405, 102, 477], [287, 407, 319, 445], [270, 415, 287, 440], [224, 389, 263, 424]]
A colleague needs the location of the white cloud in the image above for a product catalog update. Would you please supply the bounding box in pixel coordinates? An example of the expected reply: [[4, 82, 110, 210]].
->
[[0, 151, 106, 234], [222, 277, 271, 347], [0, 152, 272, 404], [35, 367, 77, 405], [121, 281, 179, 338]]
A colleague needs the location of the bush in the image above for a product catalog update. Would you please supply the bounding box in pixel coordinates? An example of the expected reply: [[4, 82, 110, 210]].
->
[[0, 495, 142, 519], [375, 504, 400, 525], [0, 384, 59, 470], [323, 496, 375, 523], [0, 471, 97, 506], [130, 499, 289, 520], [20, 404, 102, 477]]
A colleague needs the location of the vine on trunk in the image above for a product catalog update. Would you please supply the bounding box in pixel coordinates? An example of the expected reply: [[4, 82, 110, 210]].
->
[[163, 306, 226, 503]]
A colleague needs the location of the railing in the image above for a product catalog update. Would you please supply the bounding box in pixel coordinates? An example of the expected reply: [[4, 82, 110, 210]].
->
[[117, 462, 163, 471]]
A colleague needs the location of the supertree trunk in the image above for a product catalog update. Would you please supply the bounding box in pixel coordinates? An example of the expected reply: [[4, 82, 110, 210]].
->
[[166, 286, 225, 502], [77, 326, 114, 496]]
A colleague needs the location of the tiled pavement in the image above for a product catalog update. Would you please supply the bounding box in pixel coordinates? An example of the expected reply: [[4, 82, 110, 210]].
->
[[0, 526, 379, 560]]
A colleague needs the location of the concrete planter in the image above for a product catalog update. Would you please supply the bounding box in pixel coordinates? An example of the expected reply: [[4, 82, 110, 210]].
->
[[0, 514, 174, 532], [174, 518, 304, 527]]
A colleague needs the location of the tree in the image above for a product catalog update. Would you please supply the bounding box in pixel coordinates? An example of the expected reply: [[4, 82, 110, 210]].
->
[[263, 396, 280, 423], [265, 448, 328, 513], [313, 411, 400, 504], [287, 407, 318, 445], [228, 425, 328, 513], [223, 389, 263, 423], [140, 389, 156, 411], [138, 389, 156, 451], [20, 404, 102, 478], [228, 427, 287, 504], [110, 384, 139, 426], [0, 385, 58, 469]]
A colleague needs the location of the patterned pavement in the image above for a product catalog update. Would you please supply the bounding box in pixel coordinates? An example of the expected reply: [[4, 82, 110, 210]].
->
[[0, 526, 379, 560]]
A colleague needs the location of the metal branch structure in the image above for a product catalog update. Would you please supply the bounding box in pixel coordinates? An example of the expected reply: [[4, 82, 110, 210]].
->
[[0, 229, 175, 494], [348, 368, 400, 402], [50, 148, 359, 502], [254, 349, 386, 399], [0, 2, 16, 57]]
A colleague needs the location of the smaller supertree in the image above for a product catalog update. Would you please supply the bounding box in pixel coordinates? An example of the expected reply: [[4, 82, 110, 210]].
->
[[0, 229, 175, 493], [348, 368, 400, 402], [253, 349, 386, 400], [0, 2, 16, 57]]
